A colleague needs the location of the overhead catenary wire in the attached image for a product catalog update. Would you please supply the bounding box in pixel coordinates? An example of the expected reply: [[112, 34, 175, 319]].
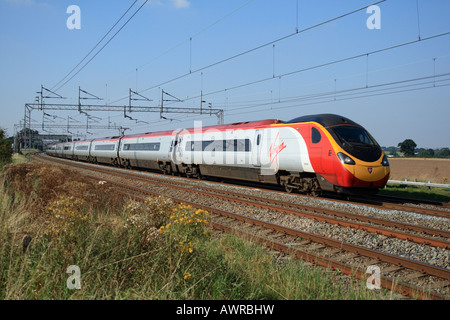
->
[[156, 30, 450, 112], [51, 0, 139, 92], [108, 0, 387, 105], [107, 0, 255, 86], [46, 48, 450, 140], [53, 0, 148, 93], [155, 73, 450, 121], [226, 73, 450, 111], [105, 30, 450, 135], [222, 76, 450, 119], [204, 73, 450, 110], [96, 71, 450, 137]]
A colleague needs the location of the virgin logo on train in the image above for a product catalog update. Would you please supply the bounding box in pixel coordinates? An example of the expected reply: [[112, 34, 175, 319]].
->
[[269, 132, 287, 165]]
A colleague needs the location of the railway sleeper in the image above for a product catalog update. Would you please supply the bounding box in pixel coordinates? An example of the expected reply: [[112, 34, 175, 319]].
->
[[429, 280, 450, 291]]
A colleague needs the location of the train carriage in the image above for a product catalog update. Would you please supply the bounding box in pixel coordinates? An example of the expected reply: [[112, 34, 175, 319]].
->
[[180, 124, 257, 181], [46, 144, 57, 157], [73, 140, 92, 162], [61, 142, 75, 160], [119, 132, 172, 170], [89, 137, 121, 165], [55, 144, 64, 158]]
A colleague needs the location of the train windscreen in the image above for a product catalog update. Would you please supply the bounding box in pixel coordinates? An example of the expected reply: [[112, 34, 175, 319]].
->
[[330, 125, 381, 162], [332, 125, 375, 146]]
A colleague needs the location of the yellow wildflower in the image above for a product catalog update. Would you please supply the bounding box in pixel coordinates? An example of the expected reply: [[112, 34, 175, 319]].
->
[[184, 272, 192, 280]]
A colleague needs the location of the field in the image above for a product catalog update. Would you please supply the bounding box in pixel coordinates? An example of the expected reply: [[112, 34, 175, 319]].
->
[[388, 158, 450, 184]]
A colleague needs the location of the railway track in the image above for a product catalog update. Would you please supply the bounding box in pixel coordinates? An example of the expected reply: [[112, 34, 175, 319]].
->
[[159, 170, 450, 218], [215, 178, 450, 219], [83, 176, 450, 300], [34, 154, 450, 299], [35, 155, 450, 246], [344, 194, 450, 219], [372, 193, 450, 209]]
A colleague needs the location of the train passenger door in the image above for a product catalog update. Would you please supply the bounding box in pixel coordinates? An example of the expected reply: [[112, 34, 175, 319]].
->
[[309, 125, 323, 173], [252, 130, 263, 167], [116, 137, 123, 166], [170, 131, 183, 165], [88, 140, 94, 162]]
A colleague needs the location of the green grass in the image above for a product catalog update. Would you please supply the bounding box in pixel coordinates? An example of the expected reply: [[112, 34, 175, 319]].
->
[[0, 153, 27, 172], [0, 162, 389, 300], [11, 153, 27, 164], [380, 185, 450, 203]]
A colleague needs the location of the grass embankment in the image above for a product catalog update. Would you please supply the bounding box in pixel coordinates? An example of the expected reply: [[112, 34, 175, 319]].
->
[[11, 153, 27, 164], [380, 185, 450, 203], [0, 162, 384, 300]]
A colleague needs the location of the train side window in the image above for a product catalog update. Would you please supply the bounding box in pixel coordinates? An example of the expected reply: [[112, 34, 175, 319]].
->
[[257, 134, 261, 146], [312, 127, 321, 144]]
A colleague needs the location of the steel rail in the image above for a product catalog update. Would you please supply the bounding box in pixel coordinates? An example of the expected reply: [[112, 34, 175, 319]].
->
[[191, 184, 450, 241], [347, 195, 450, 219], [211, 221, 448, 300], [374, 192, 450, 208]]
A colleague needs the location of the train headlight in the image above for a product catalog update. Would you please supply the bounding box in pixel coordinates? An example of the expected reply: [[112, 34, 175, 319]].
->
[[337, 152, 355, 165], [381, 155, 389, 167]]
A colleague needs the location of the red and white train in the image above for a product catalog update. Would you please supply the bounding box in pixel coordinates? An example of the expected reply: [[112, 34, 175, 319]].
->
[[46, 114, 390, 195]]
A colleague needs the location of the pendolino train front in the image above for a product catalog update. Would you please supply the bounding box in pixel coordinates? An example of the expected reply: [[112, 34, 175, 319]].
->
[[275, 114, 390, 195], [46, 113, 390, 195]]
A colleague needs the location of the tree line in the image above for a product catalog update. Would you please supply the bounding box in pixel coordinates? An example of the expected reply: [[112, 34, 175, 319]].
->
[[384, 139, 450, 158], [0, 128, 13, 164]]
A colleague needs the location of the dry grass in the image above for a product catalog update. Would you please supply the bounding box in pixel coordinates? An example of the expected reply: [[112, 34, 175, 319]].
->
[[2, 162, 124, 216]]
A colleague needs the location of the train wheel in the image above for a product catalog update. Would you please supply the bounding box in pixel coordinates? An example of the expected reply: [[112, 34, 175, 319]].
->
[[309, 179, 322, 197], [310, 190, 322, 197], [163, 166, 172, 175], [285, 185, 294, 193], [193, 167, 202, 180]]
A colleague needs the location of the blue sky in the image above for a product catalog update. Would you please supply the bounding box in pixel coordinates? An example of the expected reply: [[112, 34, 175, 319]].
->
[[1, 0, 449, 148]]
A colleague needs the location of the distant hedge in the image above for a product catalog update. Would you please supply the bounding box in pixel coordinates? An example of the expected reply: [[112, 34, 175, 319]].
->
[[0, 129, 13, 164]]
